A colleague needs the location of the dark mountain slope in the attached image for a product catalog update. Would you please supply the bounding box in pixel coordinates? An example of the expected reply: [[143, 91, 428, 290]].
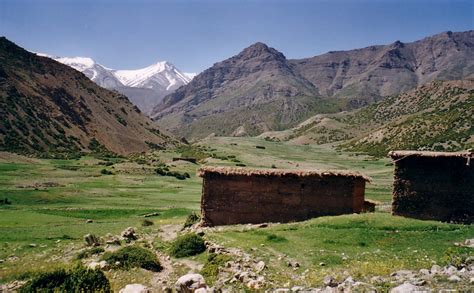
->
[[0, 37, 177, 156]]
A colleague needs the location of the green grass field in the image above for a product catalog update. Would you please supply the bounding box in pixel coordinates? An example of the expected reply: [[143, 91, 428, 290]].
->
[[0, 138, 472, 289]]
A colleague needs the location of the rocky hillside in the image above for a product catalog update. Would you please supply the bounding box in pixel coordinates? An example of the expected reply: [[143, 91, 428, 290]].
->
[[290, 30, 473, 105], [264, 80, 474, 156], [0, 37, 178, 156], [153, 30, 473, 139], [151, 43, 340, 138]]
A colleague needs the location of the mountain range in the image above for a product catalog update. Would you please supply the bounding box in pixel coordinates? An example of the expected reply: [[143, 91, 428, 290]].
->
[[38, 54, 195, 114], [152, 30, 474, 139], [0, 37, 178, 156], [261, 80, 473, 155]]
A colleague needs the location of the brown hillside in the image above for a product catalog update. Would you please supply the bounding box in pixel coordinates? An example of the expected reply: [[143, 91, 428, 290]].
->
[[0, 37, 178, 156]]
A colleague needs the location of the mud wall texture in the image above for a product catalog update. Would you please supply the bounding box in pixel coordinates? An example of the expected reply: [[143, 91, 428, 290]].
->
[[200, 173, 366, 226], [392, 156, 474, 223]]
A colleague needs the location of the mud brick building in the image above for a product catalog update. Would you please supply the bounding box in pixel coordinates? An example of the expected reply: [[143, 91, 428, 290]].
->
[[389, 150, 474, 224], [198, 166, 369, 226]]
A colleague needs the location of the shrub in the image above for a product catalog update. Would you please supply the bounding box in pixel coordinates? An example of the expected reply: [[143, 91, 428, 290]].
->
[[101, 246, 161, 272], [100, 169, 114, 175], [142, 219, 154, 226], [183, 213, 200, 228], [201, 253, 232, 283], [442, 247, 472, 268], [20, 266, 110, 292], [265, 233, 288, 243], [169, 233, 206, 258], [76, 247, 105, 260]]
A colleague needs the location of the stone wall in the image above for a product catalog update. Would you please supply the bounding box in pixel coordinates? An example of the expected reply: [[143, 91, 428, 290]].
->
[[198, 167, 367, 226], [390, 152, 474, 223]]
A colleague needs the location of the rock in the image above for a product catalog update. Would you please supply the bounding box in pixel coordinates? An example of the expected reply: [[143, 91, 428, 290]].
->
[[121, 227, 137, 241], [87, 261, 100, 270], [119, 284, 150, 293], [99, 260, 109, 270], [86, 219, 93, 223], [430, 264, 441, 274], [194, 289, 207, 293], [323, 275, 338, 287], [464, 239, 474, 248], [105, 234, 121, 245], [28, 243, 37, 247], [419, 269, 430, 275], [291, 286, 305, 292], [287, 260, 300, 268], [470, 277, 474, 284], [175, 273, 207, 293], [274, 289, 290, 293], [319, 262, 326, 266], [444, 265, 458, 275], [255, 260, 266, 272], [448, 275, 461, 282], [246, 279, 262, 289], [84, 234, 100, 246], [389, 282, 426, 293], [143, 212, 160, 218], [257, 223, 268, 228]]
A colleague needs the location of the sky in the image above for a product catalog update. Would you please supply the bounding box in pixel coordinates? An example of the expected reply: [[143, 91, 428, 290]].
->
[[0, 0, 472, 73]]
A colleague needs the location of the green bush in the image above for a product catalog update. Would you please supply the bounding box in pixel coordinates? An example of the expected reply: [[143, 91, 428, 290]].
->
[[101, 246, 161, 272], [169, 233, 206, 258], [201, 253, 232, 283], [142, 219, 154, 226], [20, 266, 110, 292], [76, 247, 105, 260], [100, 169, 114, 175], [442, 247, 472, 268], [266, 233, 288, 243], [183, 213, 200, 228]]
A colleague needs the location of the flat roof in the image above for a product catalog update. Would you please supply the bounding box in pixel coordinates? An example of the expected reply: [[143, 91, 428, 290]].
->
[[389, 150, 473, 159], [198, 166, 370, 181]]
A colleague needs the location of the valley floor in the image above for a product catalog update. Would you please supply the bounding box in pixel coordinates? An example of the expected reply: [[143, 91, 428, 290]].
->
[[0, 137, 472, 291]]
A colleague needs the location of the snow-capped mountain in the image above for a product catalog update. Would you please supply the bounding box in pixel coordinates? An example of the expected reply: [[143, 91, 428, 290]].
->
[[36, 53, 195, 114], [114, 61, 192, 91]]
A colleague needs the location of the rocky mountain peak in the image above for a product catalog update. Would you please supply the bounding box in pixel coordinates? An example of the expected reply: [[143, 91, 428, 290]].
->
[[237, 42, 286, 61]]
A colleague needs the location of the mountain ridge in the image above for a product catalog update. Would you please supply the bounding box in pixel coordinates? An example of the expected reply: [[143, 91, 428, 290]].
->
[[152, 30, 474, 139]]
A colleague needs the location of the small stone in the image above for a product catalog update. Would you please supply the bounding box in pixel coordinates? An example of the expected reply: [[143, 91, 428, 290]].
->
[[255, 261, 266, 272], [84, 234, 100, 246], [86, 219, 93, 223], [469, 277, 474, 284], [28, 243, 37, 248], [119, 284, 150, 293], [448, 275, 461, 282], [464, 239, 474, 248], [319, 262, 326, 266], [419, 269, 430, 275], [389, 283, 422, 293], [323, 275, 338, 287], [121, 227, 137, 241], [431, 264, 441, 273], [291, 286, 304, 292]]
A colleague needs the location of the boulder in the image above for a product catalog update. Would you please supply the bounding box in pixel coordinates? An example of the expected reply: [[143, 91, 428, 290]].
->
[[389, 282, 427, 293], [84, 234, 100, 246], [121, 227, 137, 241], [175, 273, 207, 293], [119, 284, 150, 293]]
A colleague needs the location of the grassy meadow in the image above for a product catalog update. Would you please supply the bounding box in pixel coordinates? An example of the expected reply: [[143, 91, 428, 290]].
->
[[0, 137, 472, 289]]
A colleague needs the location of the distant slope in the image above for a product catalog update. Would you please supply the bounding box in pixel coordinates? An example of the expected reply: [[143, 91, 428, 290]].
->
[[290, 30, 474, 105], [43, 55, 194, 114], [153, 30, 473, 139], [265, 80, 474, 156], [0, 37, 178, 156], [151, 42, 341, 138]]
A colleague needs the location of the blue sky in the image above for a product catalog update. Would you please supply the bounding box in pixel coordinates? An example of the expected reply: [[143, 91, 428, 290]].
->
[[0, 0, 472, 73]]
